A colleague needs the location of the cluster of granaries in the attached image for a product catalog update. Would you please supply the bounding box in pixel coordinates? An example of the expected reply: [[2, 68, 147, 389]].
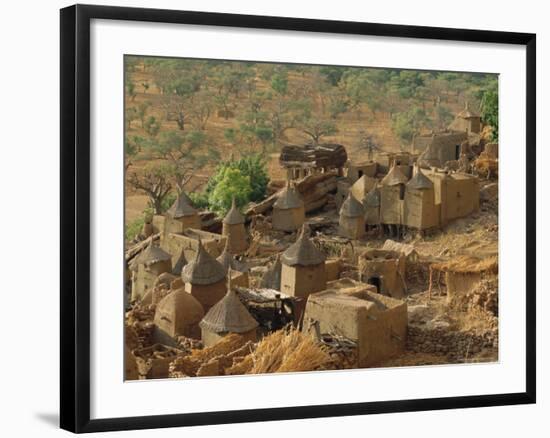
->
[[127, 193, 413, 377], [272, 153, 480, 239], [337, 157, 480, 239]]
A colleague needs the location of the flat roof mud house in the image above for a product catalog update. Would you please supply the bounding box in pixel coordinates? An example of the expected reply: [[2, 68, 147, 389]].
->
[[303, 278, 407, 367], [222, 197, 248, 254], [272, 181, 306, 232], [199, 278, 259, 347], [279, 143, 348, 180], [347, 160, 377, 184], [338, 193, 366, 239], [130, 239, 172, 302], [280, 225, 327, 299], [358, 249, 406, 299], [181, 239, 227, 313], [414, 130, 469, 168], [427, 171, 480, 226]]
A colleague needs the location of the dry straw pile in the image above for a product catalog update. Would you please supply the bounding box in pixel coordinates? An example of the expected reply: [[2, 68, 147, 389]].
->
[[245, 327, 331, 374], [431, 255, 498, 274]]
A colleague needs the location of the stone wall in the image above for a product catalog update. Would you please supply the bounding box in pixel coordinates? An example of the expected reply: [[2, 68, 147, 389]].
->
[[406, 325, 498, 362]]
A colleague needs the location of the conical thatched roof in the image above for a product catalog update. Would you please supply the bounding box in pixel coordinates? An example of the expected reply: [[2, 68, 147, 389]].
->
[[223, 197, 245, 225], [380, 165, 408, 186], [171, 249, 188, 276], [407, 168, 433, 190], [216, 241, 248, 273], [181, 239, 226, 285], [135, 238, 172, 265], [363, 185, 380, 208], [339, 193, 365, 218], [274, 182, 304, 210], [281, 225, 326, 267], [260, 255, 282, 290], [155, 288, 204, 326], [166, 192, 197, 218], [199, 283, 258, 334]]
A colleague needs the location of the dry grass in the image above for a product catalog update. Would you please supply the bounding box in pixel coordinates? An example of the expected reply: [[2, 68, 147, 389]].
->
[[431, 255, 498, 274], [247, 327, 331, 374], [190, 333, 250, 363]]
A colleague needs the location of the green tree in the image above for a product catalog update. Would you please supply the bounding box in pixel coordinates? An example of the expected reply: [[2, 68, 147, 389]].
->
[[481, 86, 498, 142], [271, 72, 288, 96], [204, 154, 269, 204], [208, 168, 252, 214], [125, 107, 138, 130], [143, 116, 161, 138], [136, 101, 151, 128], [295, 99, 338, 144], [234, 154, 270, 202], [126, 80, 136, 101], [392, 107, 431, 146], [147, 130, 217, 191], [124, 137, 140, 171], [127, 162, 173, 215], [319, 66, 346, 87]]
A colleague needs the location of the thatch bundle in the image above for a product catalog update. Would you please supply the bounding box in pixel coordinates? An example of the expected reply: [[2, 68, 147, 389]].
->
[[168, 333, 254, 378], [243, 327, 330, 374], [169, 328, 331, 378]]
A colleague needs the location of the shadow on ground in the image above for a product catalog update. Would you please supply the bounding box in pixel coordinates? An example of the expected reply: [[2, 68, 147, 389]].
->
[[35, 412, 58, 429]]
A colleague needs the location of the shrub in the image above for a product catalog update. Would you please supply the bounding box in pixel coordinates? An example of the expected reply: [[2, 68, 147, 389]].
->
[[208, 168, 252, 214], [126, 217, 144, 241]]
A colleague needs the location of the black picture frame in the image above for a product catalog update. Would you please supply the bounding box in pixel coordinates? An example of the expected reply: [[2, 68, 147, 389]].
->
[[60, 4, 536, 433]]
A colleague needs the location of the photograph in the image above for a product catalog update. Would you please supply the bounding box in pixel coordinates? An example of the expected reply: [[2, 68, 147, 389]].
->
[[123, 56, 499, 380]]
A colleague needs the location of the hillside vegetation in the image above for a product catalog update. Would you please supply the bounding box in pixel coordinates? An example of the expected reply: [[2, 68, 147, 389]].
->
[[124, 56, 497, 224]]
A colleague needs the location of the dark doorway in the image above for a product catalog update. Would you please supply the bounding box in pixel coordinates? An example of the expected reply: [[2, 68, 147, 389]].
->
[[358, 170, 364, 178], [367, 276, 381, 293], [455, 144, 461, 160]]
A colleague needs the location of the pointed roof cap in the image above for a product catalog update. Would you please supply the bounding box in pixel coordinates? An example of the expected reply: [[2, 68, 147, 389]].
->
[[363, 184, 380, 208], [340, 193, 365, 218], [171, 249, 188, 276], [407, 167, 433, 190], [457, 101, 480, 119], [281, 224, 326, 267], [274, 182, 304, 210], [223, 197, 245, 225], [135, 237, 172, 265], [181, 239, 226, 285], [166, 192, 197, 218], [199, 282, 258, 334], [380, 164, 409, 186], [216, 241, 248, 273]]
